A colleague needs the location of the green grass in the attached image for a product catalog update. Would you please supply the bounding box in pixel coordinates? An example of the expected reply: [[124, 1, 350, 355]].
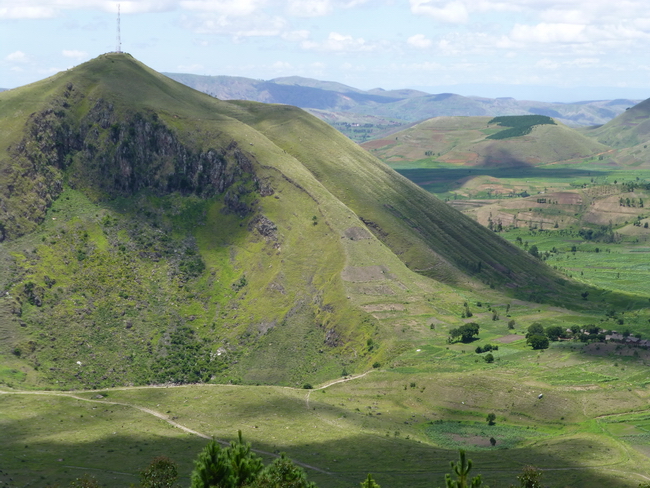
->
[[424, 420, 549, 450]]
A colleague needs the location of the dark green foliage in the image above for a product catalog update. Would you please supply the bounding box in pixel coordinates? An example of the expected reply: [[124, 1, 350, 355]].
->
[[179, 254, 206, 278], [545, 325, 563, 341], [444, 449, 483, 488], [516, 465, 543, 488], [527, 334, 549, 350], [526, 323, 544, 338], [191, 432, 264, 488], [484, 353, 494, 363], [486, 115, 555, 140], [489, 437, 496, 446], [457, 323, 480, 343], [578, 225, 616, 243], [302, 383, 313, 389], [476, 343, 497, 354], [139, 456, 178, 488], [486, 413, 496, 425], [191, 440, 233, 488], [360, 474, 380, 488], [151, 326, 227, 384], [250, 454, 316, 488], [528, 245, 539, 258], [507, 320, 515, 330]]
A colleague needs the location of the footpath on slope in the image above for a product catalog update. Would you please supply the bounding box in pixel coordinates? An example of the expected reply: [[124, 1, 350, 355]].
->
[[0, 371, 375, 477]]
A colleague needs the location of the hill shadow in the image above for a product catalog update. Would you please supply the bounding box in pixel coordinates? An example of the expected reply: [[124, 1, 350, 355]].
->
[[395, 167, 607, 194], [1, 391, 647, 488]]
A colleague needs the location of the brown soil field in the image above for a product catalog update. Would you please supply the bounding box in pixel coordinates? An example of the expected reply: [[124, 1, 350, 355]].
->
[[495, 334, 525, 344]]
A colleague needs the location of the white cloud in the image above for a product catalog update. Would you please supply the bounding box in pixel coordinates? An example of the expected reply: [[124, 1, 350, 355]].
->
[[301, 32, 376, 52], [270, 60, 292, 70], [0, 5, 56, 18], [573, 57, 599, 66], [62, 50, 88, 59], [510, 22, 586, 44], [535, 58, 559, 70], [0, 0, 179, 18], [281, 29, 310, 41], [180, 0, 262, 16], [286, 0, 332, 17], [407, 34, 433, 49], [410, 0, 468, 23], [182, 12, 288, 38], [5, 51, 29, 63]]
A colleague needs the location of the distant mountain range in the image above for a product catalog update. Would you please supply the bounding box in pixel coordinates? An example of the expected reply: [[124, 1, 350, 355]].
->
[[165, 73, 640, 142]]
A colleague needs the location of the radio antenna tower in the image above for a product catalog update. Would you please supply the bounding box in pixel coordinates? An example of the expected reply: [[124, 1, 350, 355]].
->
[[116, 4, 122, 53]]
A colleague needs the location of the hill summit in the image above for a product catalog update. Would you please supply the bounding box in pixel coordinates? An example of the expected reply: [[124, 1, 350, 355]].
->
[[0, 53, 568, 389]]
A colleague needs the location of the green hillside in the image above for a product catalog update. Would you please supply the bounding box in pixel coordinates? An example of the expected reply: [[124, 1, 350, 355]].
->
[[363, 115, 608, 167], [0, 53, 579, 392], [586, 98, 650, 148]]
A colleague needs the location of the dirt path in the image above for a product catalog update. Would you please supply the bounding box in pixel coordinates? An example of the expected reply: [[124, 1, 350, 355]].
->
[[305, 370, 375, 409], [0, 388, 330, 475]]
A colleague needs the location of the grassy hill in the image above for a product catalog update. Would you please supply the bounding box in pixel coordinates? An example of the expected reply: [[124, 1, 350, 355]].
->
[[585, 98, 650, 148], [0, 53, 581, 392], [362, 115, 608, 167], [3, 54, 650, 488]]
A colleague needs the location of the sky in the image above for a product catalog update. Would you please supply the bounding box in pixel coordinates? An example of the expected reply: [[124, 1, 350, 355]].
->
[[2, 0, 650, 102]]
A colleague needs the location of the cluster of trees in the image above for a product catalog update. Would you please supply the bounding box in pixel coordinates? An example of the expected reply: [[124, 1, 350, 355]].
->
[[449, 323, 480, 343], [486, 115, 555, 140], [524, 322, 634, 349], [619, 197, 644, 208], [475, 343, 498, 354], [525, 323, 550, 350]]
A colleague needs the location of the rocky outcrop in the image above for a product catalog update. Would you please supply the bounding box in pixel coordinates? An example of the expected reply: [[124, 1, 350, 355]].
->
[[0, 85, 260, 240]]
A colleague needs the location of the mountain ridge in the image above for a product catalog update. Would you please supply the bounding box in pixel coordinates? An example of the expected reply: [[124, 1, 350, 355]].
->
[[163, 72, 639, 130]]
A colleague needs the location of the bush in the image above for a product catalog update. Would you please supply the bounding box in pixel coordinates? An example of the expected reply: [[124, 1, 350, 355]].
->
[[527, 334, 549, 350], [484, 353, 494, 363], [140, 456, 178, 488]]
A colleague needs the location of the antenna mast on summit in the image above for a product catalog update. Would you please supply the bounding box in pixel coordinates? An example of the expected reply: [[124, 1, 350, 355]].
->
[[116, 4, 122, 53]]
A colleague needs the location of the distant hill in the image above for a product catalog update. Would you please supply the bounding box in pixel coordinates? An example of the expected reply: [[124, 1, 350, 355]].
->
[[578, 97, 650, 168], [164, 73, 639, 141], [584, 98, 650, 148], [362, 115, 608, 167], [0, 54, 574, 390]]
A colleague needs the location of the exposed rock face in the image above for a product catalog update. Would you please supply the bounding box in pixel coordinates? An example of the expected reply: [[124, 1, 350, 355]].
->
[[249, 215, 278, 241], [0, 84, 258, 240]]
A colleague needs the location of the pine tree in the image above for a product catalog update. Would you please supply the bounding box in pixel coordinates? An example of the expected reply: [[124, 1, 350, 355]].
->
[[445, 450, 483, 488], [251, 454, 315, 488], [190, 439, 235, 488], [191, 431, 264, 488], [360, 473, 380, 488]]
